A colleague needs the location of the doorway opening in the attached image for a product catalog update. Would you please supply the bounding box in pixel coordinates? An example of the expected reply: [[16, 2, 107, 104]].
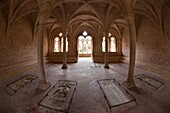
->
[[78, 31, 92, 57]]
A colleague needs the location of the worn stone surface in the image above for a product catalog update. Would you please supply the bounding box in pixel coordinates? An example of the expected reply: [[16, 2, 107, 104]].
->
[[0, 58, 170, 113]]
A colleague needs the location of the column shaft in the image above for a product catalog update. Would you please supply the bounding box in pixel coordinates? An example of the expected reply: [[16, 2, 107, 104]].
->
[[37, 25, 47, 83], [62, 32, 67, 69], [127, 15, 136, 87], [104, 31, 110, 69]]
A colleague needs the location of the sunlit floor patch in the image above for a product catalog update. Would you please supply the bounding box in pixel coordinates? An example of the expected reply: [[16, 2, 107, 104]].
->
[[135, 74, 165, 90], [38, 80, 77, 112], [7, 75, 38, 93], [97, 79, 136, 108]]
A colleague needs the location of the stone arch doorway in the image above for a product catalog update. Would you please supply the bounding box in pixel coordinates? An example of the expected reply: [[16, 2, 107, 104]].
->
[[78, 31, 93, 57]]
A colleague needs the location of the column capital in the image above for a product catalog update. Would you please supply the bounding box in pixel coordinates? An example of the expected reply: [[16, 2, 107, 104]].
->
[[124, 12, 135, 21], [62, 29, 68, 37], [127, 12, 135, 17]]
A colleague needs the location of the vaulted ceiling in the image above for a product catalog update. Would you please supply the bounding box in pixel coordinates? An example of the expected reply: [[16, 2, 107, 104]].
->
[[0, 0, 170, 38]]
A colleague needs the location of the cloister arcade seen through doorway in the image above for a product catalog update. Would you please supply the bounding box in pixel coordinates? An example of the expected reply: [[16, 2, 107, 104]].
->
[[78, 31, 93, 57]]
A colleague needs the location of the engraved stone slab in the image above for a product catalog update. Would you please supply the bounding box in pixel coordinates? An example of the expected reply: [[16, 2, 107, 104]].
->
[[39, 80, 77, 112], [135, 74, 165, 89], [7, 75, 38, 92], [98, 79, 135, 108]]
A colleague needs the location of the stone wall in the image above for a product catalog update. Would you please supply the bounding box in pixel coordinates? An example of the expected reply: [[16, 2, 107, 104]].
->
[[0, 14, 37, 81], [122, 9, 170, 78], [136, 19, 170, 67], [122, 17, 170, 67]]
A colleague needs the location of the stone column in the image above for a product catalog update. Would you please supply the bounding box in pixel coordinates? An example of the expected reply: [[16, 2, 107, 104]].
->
[[109, 37, 111, 52], [126, 14, 136, 88], [59, 38, 62, 52], [37, 25, 46, 82], [120, 38, 123, 54], [62, 31, 67, 69], [116, 39, 119, 52], [37, 25, 51, 90], [47, 38, 51, 55], [104, 32, 110, 69]]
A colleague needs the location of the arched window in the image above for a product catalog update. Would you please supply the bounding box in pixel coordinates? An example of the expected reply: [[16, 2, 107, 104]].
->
[[54, 32, 68, 52], [102, 33, 116, 52]]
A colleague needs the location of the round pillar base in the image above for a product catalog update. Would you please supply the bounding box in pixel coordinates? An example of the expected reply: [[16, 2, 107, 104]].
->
[[62, 64, 67, 69], [38, 80, 51, 91], [104, 64, 110, 69], [122, 80, 136, 89]]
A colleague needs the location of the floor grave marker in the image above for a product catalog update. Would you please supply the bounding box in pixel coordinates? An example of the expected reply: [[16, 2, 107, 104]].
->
[[7, 75, 38, 93], [135, 74, 165, 90], [38, 80, 77, 113], [97, 79, 136, 109]]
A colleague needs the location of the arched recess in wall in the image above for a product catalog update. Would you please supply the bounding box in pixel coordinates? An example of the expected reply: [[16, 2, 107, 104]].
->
[[101, 32, 122, 55], [0, 0, 39, 72], [134, 0, 162, 42], [134, 0, 160, 31], [134, 8, 163, 65], [48, 28, 68, 54]]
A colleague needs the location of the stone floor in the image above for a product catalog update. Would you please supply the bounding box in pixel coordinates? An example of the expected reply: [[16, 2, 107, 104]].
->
[[0, 58, 170, 113]]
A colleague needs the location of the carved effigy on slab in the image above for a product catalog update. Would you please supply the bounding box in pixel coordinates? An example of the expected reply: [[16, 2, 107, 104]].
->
[[39, 80, 77, 112], [98, 79, 136, 108], [135, 74, 165, 90], [89, 63, 102, 68], [7, 75, 38, 92]]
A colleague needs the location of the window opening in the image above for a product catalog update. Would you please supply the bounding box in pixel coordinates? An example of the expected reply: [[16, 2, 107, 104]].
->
[[78, 31, 92, 55], [110, 37, 116, 52], [54, 37, 59, 52], [102, 33, 116, 52], [102, 37, 105, 52], [54, 32, 68, 52]]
